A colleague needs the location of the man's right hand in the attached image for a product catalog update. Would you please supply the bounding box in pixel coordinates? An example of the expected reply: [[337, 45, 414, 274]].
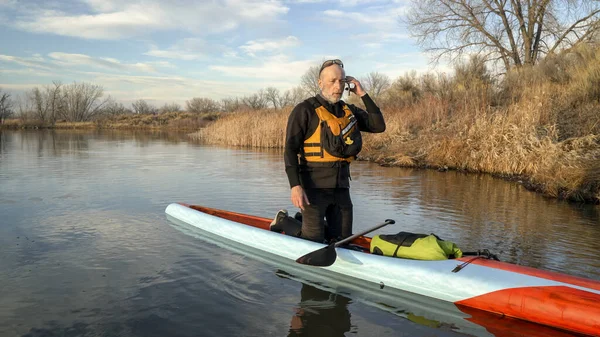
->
[[291, 185, 310, 210]]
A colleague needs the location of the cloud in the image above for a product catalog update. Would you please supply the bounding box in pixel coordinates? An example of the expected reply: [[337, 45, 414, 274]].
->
[[1, 52, 174, 79], [0, 83, 47, 91], [210, 54, 315, 80], [286, 0, 399, 5], [145, 38, 209, 61], [0, 54, 52, 70], [223, 51, 241, 59], [240, 36, 300, 56], [288, 0, 324, 3], [363, 42, 383, 49], [321, 2, 409, 31], [84, 0, 119, 12], [352, 32, 409, 42], [324, 9, 394, 26], [371, 52, 453, 79], [11, 0, 289, 40], [48, 52, 172, 73], [0, 68, 57, 77], [15, 8, 162, 39], [351, 32, 410, 49]]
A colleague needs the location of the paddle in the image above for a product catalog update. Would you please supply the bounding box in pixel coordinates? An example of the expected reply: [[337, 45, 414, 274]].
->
[[295, 219, 395, 267]]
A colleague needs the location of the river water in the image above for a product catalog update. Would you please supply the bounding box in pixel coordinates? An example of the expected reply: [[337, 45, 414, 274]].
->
[[0, 130, 598, 337]]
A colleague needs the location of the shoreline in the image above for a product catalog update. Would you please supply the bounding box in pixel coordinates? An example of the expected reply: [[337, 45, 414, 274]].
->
[[190, 108, 600, 205], [2, 115, 598, 205]]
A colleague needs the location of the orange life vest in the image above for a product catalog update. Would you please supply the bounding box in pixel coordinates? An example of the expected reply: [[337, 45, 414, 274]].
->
[[302, 99, 362, 163]]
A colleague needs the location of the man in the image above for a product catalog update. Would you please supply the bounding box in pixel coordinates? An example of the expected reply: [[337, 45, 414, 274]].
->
[[273, 59, 386, 243]]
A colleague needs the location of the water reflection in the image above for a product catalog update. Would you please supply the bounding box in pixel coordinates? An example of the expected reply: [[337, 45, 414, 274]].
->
[[8, 129, 193, 158], [0, 130, 6, 158], [2, 129, 600, 337], [351, 163, 600, 279], [286, 281, 353, 337]]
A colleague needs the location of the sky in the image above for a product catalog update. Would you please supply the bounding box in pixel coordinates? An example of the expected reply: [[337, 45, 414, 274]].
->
[[0, 0, 450, 107]]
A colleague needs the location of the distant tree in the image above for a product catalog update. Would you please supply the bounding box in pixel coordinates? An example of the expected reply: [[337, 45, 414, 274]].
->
[[103, 100, 131, 115], [0, 89, 13, 124], [132, 99, 158, 114], [186, 97, 219, 113], [453, 55, 494, 88], [220, 97, 243, 112], [380, 71, 423, 109], [159, 102, 181, 114], [279, 86, 307, 108], [16, 94, 34, 121], [300, 65, 321, 96], [60, 82, 109, 121], [264, 87, 281, 109], [242, 90, 268, 110], [361, 72, 391, 99], [27, 81, 63, 125], [406, 0, 600, 71]]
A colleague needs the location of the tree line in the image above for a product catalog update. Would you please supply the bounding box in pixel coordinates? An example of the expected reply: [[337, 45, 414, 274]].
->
[[0, 67, 394, 125]]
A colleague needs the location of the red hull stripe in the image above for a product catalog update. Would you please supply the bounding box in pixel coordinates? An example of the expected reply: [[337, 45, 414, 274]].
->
[[456, 286, 600, 336]]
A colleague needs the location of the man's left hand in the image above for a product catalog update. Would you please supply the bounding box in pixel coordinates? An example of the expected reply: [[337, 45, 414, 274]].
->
[[345, 76, 366, 97]]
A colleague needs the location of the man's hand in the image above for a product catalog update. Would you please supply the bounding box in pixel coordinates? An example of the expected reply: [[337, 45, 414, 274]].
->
[[291, 185, 310, 210], [345, 76, 366, 97]]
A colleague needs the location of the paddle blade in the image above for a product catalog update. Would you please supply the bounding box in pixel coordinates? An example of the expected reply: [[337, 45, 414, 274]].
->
[[295, 243, 337, 267]]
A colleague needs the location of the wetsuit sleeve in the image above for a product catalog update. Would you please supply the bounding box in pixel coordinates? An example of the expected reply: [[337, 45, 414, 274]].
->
[[284, 102, 310, 188], [352, 94, 386, 133]]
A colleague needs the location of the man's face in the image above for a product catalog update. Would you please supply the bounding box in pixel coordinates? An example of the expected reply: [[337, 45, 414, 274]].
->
[[318, 65, 345, 104]]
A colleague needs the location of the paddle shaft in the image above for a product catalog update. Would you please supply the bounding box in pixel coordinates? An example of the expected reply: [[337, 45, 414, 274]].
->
[[334, 219, 395, 247], [295, 218, 396, 266]]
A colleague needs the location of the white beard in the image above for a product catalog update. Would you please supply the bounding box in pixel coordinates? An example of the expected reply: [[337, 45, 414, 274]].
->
[[319, 92, 341, 104]]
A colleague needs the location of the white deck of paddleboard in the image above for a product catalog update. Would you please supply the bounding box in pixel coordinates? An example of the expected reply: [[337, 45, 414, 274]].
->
[[165, 203, 600, 302]]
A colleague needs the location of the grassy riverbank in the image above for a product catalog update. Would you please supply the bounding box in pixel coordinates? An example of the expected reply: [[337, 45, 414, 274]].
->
[[192, 105, 599, 204], [192, 46, 600, 204], [0, 111, 219, 130]]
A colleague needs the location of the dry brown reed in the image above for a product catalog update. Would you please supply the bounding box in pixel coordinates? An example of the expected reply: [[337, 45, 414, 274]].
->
[[190, 108, 290, 148]]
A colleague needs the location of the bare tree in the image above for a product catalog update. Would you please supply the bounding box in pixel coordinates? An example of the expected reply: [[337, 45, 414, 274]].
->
[[186, 97, 219, 113], [361, 72, 391, 99], [220, 97, 242, 112], [27, 82, 63, 124], [103, 100, 131, 115], [406, 0, 600, 71], [300, 65, 321, 96], [28, 87, 48, 122], [16, 94, 34, 121], [159, 102, 181, 114], [264, 87, 281, 109], [380, 71, 423, 109], [242, 90, 268, 110], [61, 82, 109, 121], [279, 86, 307, 108], [132, 99, 158, 114], [0, 89, 13, 124]]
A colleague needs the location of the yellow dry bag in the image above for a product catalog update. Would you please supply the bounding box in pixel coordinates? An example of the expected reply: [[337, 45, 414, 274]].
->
[[370, 232, 463, 260]]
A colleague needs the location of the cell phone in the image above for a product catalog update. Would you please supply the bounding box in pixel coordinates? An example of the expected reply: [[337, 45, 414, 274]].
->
[[344, 77, 355, 91]]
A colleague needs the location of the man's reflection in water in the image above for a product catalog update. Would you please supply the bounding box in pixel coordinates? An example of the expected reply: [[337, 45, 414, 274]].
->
[[287, 283, 352, 337]]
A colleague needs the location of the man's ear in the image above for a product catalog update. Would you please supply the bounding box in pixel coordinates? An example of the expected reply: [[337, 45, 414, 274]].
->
[[317, 78, 322, 90]]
